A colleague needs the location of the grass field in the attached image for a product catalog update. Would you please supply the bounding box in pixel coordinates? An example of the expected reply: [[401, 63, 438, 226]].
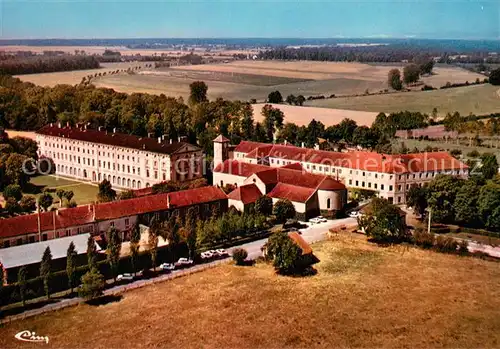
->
[[90, 61, 486, 104], [29, 175, 99, 206], [252, 103, 378, 127], [308, 84, 500, 117], [1, 235, 499, 349]]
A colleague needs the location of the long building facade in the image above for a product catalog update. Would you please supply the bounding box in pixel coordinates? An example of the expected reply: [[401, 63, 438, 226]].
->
[[36, 124, 204, 189], [216, 139, 469, 205]]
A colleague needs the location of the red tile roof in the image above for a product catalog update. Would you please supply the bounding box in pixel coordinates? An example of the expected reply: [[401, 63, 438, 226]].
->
[[0, 206, 94, 239], [214, 159, 269, 177], [213, 134, 230, 143], [36, 125, 198, 155], [268, 183, 316, 203], [280, 162, 304, 171], [0, 186, 227, 239], [227, 184, 262, 205], [288, 231, 313, 255], [255, 167, 346, 191], [239, 142, 467, 174], [233, 141, 268, 154]]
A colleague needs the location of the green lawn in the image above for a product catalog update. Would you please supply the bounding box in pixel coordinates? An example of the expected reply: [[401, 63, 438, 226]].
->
[[307, 84, 500, 117], [28, 175, 99, 206]]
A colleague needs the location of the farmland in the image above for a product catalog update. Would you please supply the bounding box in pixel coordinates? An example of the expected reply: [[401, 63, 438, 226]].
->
[[1, 235, 499, 349], [308, 84, 500, 117], [252, 103, 378, 127]]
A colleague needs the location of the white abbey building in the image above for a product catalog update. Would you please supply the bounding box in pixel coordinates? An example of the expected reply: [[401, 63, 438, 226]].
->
[[214, 138, 469, 205], [36, 124, 204, 189]]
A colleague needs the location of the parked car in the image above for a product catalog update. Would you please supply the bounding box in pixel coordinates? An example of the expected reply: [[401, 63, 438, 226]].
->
[[316, 216, 328, 222], [117, 273, 134, 282], [160, 263, 175, 271], [216, 248, 228, 257], [309, 217, 321, 224], [200, 251, 214, 260], [349, 211, 360, 218], [175, 257, 194, 267]]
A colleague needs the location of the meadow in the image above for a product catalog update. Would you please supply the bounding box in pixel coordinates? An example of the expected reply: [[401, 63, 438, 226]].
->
[[1, 235, 499, 349], [29, 175, 99, 206]]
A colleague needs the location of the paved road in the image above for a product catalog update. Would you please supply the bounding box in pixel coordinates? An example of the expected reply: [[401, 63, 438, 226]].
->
[[228, 217, 357, 259]]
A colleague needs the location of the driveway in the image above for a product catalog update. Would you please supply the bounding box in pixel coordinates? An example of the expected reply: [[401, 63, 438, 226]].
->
[[228, 217, 357, 259]]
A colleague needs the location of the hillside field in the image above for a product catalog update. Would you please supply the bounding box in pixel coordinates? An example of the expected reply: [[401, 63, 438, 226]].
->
[[1, 235, 499, 349], [308, 84, 500, 117]]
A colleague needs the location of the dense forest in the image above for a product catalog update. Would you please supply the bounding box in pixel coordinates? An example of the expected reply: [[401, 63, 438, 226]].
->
[[258, 46, 500, 64], [0, 55, 100, 75]]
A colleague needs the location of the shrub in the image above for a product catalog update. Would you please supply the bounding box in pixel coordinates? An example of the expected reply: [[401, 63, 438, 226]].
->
[[79, 268, 105, 301], [458, 240, 469, 256], [413, 229, 435, 249], [435, 235, 458, 253], [232, 248, 248, 265]]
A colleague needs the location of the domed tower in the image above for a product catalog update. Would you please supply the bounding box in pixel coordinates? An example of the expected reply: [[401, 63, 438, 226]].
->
[[213, 134, 230, 168]]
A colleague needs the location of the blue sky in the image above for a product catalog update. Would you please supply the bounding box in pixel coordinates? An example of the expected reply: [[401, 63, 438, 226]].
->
[[0, 0, 498, 39]]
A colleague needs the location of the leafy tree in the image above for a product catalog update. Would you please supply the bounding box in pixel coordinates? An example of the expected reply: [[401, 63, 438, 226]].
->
[[19, 195, 36, 212], [4, 153, 31, 188], [56, 189, 66, 207], [18, 266, 27, 307], [5, 197, 21, 214], [79, 268, 105, 301], [38, 192, 53, 212], [264, 230, 302, 275], [454, 180, 481, 226], [106, 227, 121, 282], [414, 55, 434, 75], [388, 68, 403, 90], [3, 184, 22, 201], [261, 104, 284, 141], [129, 224, 141, 276], [97, 179, 116, 202], [148, 223, 159, 271], [285, 94, 296, 105], [426, 175, 464, 223], [232, 248, 248, 265], [481, 153, 498, 179], [489, 68, 500, 85], [66, 241, 77, 293], [163, 215, 180, 263], [296, 95, 306, 106], [358, 198, 408, 243], [273, 199, 296, 223], [267, 90, 283, 104], [403, 64, 420, 84], [64, 190, 74, 203], [406, 186, 428, 217], [87, 236, 98, 270], [182, 207, 198, 259], [118, 190, 136, 200], [255, 195, 273, 216], [189, 81, 208, 105], [40, 246, 52, 299], [478, 181, 500, 230]]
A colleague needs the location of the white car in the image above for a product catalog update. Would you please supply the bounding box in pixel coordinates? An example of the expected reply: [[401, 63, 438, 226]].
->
[[160, 263, 175, 271], [216, 249, 228, 257], [316, 216, 328, 222], [200, 251, 214, 259], [309, 217, 322, 224], [175, 257, 194, 267], [117, 273, 134, 281], [349, 211, 360, 218]]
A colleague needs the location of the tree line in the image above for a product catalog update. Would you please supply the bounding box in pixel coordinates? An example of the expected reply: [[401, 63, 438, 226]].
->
[[0, 55, 100, 75]]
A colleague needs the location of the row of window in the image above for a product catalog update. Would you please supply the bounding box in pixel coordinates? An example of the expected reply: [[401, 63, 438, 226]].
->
[[348, 179, 392, 192]]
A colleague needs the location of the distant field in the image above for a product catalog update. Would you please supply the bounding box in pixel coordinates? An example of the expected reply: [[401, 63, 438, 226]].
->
[[14, 62, 148, 87], [5, 130, 36, 140], [252, 103, 378, 127], [1, 235, 499, 348], [308, 84, 500, 117]]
